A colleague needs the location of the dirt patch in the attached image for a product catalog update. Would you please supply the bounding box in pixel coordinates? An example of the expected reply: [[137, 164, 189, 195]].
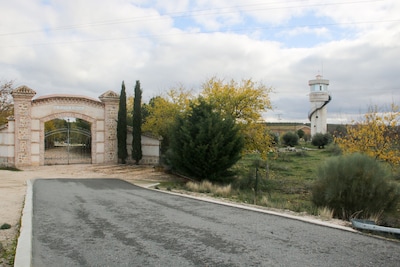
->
[[0, 164, 176, 266]]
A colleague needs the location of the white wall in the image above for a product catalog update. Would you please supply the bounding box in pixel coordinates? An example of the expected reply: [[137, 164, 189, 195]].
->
[[126, 127, 160, 165]]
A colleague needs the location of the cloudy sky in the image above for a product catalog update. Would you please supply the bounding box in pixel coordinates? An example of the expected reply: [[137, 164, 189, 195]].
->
[[1, 0, 399, 123]]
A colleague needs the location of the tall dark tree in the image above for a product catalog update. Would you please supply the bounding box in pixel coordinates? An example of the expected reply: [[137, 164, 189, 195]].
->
[[168, 98, 244, 181], [132, 80, 142, 164], [117, 81, 128, 163]]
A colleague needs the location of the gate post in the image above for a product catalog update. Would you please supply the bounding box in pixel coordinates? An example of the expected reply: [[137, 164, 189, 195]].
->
[[99, 90, 119, 164], [11, 86, 36, 167]]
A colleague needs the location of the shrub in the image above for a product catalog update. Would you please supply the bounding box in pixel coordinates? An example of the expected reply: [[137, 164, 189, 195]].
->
[[168, 98, 244, 182], [297, 129, 305, 139], [324, 143, 342, 156], [311, 133, 332, 149], [0, 223, 11, 230], [312, 153, 399, 220], [282, 131, 299, 147]]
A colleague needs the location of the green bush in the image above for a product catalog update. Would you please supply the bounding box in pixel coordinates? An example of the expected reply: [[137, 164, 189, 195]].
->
[[312, 153, 399, 220], [281, 131, 299, 147], [0, 223, 11, 230], [324, 143, 342, 156], [311, 133, 332, 149], [168, 98, 244, 182]]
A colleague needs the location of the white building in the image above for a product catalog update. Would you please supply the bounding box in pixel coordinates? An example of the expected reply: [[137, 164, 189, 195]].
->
[[308, 75, 331, 137]]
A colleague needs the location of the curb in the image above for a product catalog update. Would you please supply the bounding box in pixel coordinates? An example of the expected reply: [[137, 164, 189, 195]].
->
[[14, 179, 33, 267], [138, 183, 356, 233]]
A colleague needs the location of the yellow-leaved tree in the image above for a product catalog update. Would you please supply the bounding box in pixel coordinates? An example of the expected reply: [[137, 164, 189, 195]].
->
[[201, 77, 273, 158], [335, 103, 400, 166], [142, 78, 274, 158], [142, 86, 193, 143]]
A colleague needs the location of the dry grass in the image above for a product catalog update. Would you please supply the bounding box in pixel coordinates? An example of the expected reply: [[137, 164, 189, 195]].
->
[[258, 195, 270, 206], [186, 180, 232, 197], [318, 206, 334, 220], [368, 211, 383, 225]]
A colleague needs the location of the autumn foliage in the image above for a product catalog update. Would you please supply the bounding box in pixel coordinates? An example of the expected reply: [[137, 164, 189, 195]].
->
[[202, 77, 273, 158], [335, 103, 400, 166], [143, 77, 274, 159]]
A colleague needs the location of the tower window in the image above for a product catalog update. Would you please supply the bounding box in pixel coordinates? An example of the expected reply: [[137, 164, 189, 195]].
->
[[319, 85, 322, 91]]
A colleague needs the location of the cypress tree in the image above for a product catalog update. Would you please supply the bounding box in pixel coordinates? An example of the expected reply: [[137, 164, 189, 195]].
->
[[117, 81, 128, 163], [132, 80, 142, 164]]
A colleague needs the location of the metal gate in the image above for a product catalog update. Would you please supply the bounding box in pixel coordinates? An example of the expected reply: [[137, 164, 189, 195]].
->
[[44, 127, 92, 165]]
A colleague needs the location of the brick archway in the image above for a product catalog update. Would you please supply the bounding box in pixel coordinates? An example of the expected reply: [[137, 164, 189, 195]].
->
[[10, 86, 119, 167]]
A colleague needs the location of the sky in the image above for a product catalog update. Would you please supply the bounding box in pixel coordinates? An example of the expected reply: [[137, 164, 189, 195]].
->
[[1, 0, 399, 123]]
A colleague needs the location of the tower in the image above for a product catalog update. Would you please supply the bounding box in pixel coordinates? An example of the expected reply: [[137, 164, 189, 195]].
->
[[308, 75, 331, 137]]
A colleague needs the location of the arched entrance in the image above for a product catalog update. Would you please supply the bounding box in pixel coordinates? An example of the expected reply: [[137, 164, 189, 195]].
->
[[44, 117, 92, 165], [10, 86, 119, 167]]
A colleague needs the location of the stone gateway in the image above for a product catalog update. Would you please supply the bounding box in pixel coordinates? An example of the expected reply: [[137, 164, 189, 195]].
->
[[0, 86, 160, 167]]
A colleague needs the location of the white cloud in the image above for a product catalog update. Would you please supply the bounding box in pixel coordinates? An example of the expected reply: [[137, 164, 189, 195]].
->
[[0, 0, 399, 125], [282, 26, 329, 37]]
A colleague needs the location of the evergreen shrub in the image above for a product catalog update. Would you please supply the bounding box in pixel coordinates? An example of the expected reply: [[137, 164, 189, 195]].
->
[[168, 98, 244, 182], [282, 132, 299, 147], [312, 153, 399, 220]]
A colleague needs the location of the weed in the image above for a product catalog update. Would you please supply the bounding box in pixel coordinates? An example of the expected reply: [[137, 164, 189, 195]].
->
[[158, 180, 185, 190], [0, 223, 11, 230], [258, 195, 270, 206], [186, 181, 232, 197], [318, 207, 334, 220], [0, 166, 20, 171], [367, 211, 384, 225], [0, 236, 18, 266], [214, 184, 232, 197]]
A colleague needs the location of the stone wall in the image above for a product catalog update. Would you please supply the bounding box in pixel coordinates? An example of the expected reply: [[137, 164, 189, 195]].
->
[[0, 86, 160, 167], [0, 119, 15, 166], [11, 86, 36, 166], [126, 128, 161, 165]]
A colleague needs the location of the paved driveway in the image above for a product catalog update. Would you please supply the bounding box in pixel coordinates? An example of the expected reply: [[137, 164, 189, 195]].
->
[[32, 179, 400, 266]]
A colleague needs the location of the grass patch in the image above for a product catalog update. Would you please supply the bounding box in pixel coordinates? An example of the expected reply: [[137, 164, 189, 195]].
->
[[186, 181, 232, 197], [0, 223, 11, 230], [0, 166, 21, 171], [156, 180, 186, 190], [160, 147, 400, 227], [0, 236, 18, 266]]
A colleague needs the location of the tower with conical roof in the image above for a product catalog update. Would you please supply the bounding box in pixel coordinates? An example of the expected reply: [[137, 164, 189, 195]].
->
[[308, 75, 331, 137]]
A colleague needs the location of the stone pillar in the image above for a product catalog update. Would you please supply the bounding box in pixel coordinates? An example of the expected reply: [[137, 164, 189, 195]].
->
[[11, 86, 36, 167], [99, 90, 119, 164]]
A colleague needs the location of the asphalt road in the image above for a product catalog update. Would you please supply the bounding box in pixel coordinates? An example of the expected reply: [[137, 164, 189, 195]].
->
[[32, 179, 400, 266]]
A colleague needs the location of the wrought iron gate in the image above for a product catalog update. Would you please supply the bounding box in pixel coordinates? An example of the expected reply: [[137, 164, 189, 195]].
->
[[44, 127, 91, 165]]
